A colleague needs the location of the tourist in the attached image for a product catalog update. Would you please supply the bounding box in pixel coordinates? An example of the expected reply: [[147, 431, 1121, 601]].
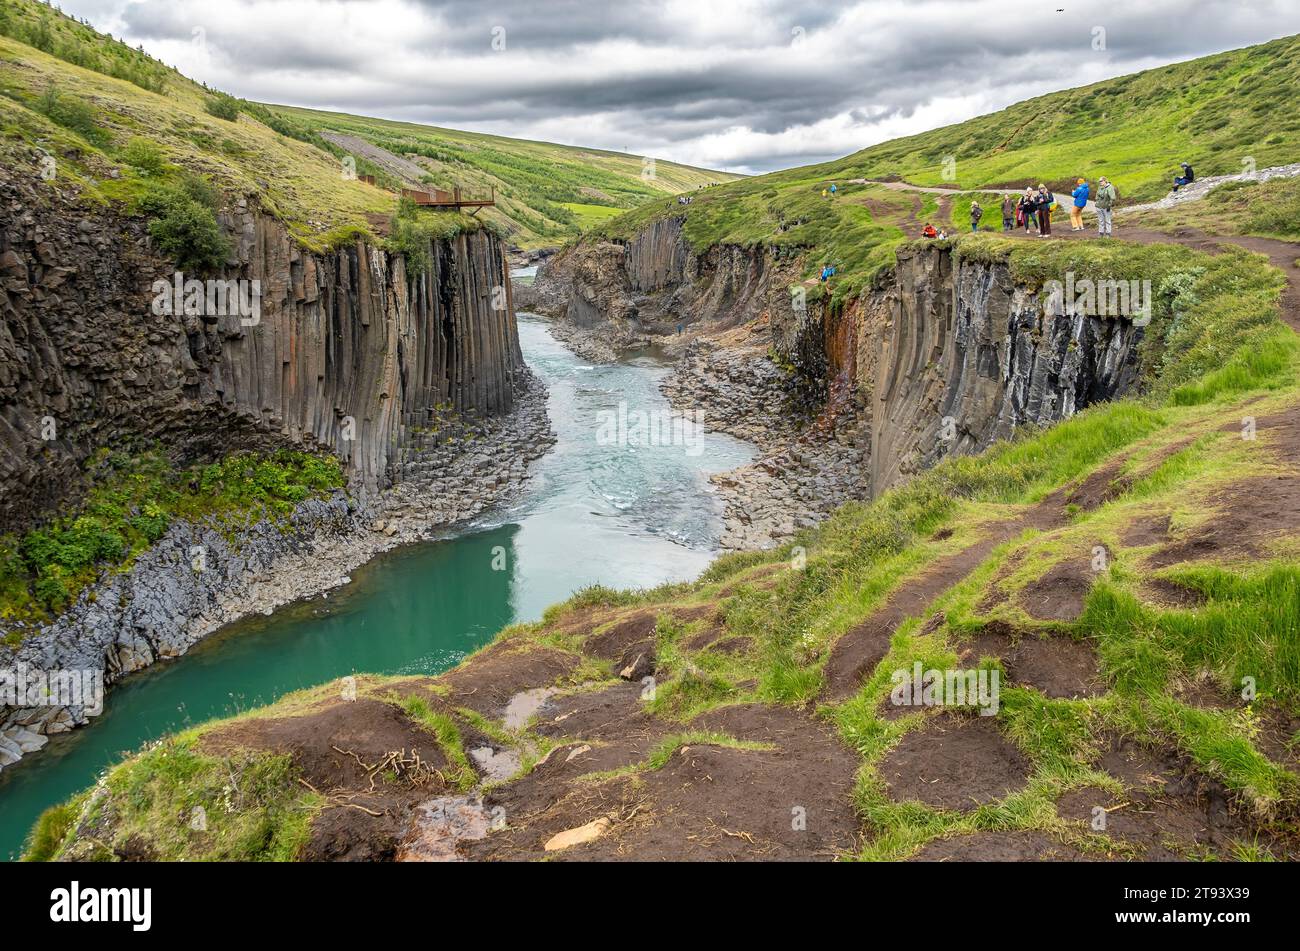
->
[[970, 199, 983, 233], [1070, 178, 1090, 231], [922, 223, 938, 238], [1173, 162, 1195, 191], [1001, 194, 1017, 232], [1094, 176, 1117, 237], [1018, 189, 1037, 234], [1035, 184, 1054, 237]]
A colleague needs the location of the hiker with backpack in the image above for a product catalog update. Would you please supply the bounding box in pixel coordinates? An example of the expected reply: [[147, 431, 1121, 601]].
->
[[1034, 184, 1054, 237], [1094, 176, 1117, 237], [1070, 178, 1090, 231], [1001, 194, 1017, 232], [970, 199, 984, 233]]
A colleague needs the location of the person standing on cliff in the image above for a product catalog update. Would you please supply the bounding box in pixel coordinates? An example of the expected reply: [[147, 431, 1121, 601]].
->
[[1094, 176, 1117, 237], [1035, 184, 1054, 237], [1018, 188, 1037, 234], [1070, 178, 1090, 231], [969, 199, 983, 233], [1001, 194, 1017, 232]]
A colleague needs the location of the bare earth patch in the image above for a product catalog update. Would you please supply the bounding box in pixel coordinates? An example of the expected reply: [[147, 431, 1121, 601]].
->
[[878, 716, 1031, 812], [909, 830, 1092, 861]]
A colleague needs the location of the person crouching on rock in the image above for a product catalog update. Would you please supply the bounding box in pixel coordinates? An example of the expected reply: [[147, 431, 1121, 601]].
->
[[922, 223, 939, 238], [1173, 162, 1195, 191]]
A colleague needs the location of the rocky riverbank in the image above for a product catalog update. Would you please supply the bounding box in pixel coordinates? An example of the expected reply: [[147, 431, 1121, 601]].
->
[[0, 372, 555, 775], [513, 257, 872, 552], [659, 327, 870, 550]]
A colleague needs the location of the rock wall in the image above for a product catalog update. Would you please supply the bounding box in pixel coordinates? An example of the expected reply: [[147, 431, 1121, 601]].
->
[[0, 168, 543, 773], [533, 217, 812, 359], [0, 171, 523, 532], [545, 219, 1146, 519], [859, 243, 1144, 495]]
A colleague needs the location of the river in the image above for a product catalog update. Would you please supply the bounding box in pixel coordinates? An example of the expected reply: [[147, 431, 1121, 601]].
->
[[0, 314, 754, 859]]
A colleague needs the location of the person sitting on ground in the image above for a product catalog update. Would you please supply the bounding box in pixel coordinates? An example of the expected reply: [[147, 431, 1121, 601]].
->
[[1001, 193, 1017, 232], [1035, 183, 1054, 237], [1173, 162, 1195, 191], [1094, 176, 1117, 237], [969, 199, 984, 233], [922, 223, 939, 238], [1070, 178, 1090, 231]]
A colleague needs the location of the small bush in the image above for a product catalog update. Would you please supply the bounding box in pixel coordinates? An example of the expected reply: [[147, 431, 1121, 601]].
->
[[204, 92, 241, 122], [36, 85, 107, 146], [139, 175, 230, 272], [119, 137, 166, 175]]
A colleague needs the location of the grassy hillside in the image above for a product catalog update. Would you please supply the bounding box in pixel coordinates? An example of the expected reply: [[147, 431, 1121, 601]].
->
[[0, 0, 734, 251], [269, 105, 738, 247], [592, 32, 1300, 303]]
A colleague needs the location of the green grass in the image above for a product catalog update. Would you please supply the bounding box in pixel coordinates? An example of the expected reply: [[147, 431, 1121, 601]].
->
[[395, 695, 478, 791], [0, 448, 344, 629], [1138, 175, 1300, 241], [561, 202, 628, 229], [266, 104, 737, 249], [27, 737, 320, 862], [1083, 564, 1300, 707], [0, 0, 735, 252], [584, 31, 1300, 300]]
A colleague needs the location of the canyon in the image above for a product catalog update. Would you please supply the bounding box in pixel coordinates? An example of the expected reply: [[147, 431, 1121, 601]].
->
[[0, 168, 546, 771], [522, 217, 1144, 548]]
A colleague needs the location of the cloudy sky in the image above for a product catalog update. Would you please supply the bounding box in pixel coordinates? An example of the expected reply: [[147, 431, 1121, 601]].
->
[[56, 0, 1300, 174]]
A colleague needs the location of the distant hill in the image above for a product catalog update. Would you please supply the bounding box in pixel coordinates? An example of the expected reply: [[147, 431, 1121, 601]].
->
[[593, 32, 1300, 301], [0, 0, 737, 250], [269, 105, 738, 247]]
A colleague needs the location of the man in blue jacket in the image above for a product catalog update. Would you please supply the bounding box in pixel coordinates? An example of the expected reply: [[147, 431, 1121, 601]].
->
[[1070, 179, 1090, 231]]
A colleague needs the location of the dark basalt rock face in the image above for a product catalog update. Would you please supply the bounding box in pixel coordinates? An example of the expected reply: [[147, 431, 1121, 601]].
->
[[863, 244, 1143, 495], [0, 171, 523, 532], [543, 223, 1144, 506]]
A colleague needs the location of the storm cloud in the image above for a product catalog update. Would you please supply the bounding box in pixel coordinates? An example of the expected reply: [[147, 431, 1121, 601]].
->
[[57, 0, 1300, 172]]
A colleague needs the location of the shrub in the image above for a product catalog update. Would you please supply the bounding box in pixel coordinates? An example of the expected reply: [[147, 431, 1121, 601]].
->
[[119, 137, 166, 175], [204, 92, 241, 122], [138, 175, 230, 272], [36, 85, 107, 146]]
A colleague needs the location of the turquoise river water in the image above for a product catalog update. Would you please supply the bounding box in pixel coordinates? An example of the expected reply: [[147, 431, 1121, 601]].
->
[[0, 314, 754, 859]]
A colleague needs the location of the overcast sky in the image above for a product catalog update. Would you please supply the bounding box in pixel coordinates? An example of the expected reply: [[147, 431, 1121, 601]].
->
[[54, 0, 1300, 174]]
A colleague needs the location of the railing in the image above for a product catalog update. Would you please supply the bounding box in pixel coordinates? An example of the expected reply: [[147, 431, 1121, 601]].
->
[[357, 174, 494, 211]]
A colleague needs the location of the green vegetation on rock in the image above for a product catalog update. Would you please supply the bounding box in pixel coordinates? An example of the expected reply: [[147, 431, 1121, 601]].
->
[[0, 449, 345, 628]]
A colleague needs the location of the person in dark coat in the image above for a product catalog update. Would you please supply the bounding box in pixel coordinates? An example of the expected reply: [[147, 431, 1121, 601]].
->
[[1001, 194, 1017, 232], [1034, 184, 1054, 236], [1173, 162, 1195, 191], [1018, 188, 1037, 234]]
